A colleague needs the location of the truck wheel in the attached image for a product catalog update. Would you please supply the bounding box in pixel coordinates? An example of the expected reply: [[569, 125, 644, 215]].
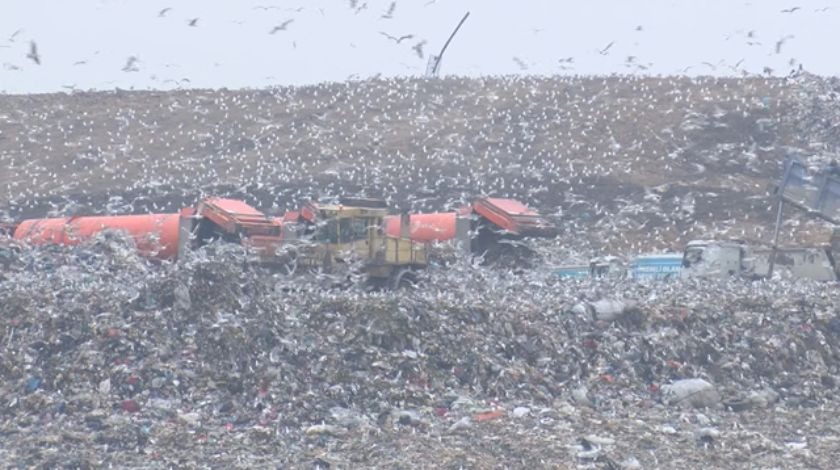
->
[[389, 268, 416, 290]]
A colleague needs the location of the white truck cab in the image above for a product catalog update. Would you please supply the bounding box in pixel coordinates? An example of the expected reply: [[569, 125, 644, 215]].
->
[[681, 240, 746, 278], [681, 239, 838, 281]]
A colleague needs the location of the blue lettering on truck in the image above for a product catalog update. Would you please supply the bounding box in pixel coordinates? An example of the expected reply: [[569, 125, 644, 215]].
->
[[630, 255, 683, 280]]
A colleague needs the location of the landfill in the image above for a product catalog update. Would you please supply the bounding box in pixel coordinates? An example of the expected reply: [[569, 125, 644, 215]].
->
[[1, 236, 840, 468], [2, 74, 840, 467]]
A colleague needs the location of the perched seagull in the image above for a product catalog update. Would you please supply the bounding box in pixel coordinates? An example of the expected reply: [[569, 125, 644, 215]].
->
[[26, 41, 40, 65], [381, 2, 396, 19], [412, 40, 426, 59], [158, 7, 172, 17], [599, 41, 615, 55], [379, 32, 413, 44], [122, 56, 139, 72], [269, 19, 294, 33]]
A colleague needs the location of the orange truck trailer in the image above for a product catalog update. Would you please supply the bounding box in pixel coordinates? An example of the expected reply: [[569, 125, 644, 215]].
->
[[5, 196, 555, 266]]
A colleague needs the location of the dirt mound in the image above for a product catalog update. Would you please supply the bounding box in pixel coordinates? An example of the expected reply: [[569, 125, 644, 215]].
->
[[2, 74, 839, 252]]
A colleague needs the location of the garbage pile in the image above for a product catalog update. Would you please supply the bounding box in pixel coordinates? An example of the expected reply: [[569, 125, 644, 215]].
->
[[2, 238, 840, 467], [788, 73, 840, 158]]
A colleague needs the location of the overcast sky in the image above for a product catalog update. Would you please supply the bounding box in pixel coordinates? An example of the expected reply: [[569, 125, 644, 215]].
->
[[0, 0, 836, 94]]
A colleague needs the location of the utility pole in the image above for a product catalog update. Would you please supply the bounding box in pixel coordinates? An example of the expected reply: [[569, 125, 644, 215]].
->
[[767, 159, 794, 278], [426, 12, 470, 77]]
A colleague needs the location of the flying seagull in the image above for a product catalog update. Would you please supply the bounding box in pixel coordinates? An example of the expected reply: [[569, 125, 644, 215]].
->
[[381, 2, 396, 19], [380, 32, 413, 44], [269, 19, 294, 33], [8, 29, 22, 42], [412, 40, 426, 59], [513, 57, 528, 70], [188, 18, 199, 27], [775, 35, 794, 54], [26, 41, 40, 65], [599, 41, 615, 55], [122, 56, 139, 72], [780, 6, 801, 13], [158, 7, 172, 17]]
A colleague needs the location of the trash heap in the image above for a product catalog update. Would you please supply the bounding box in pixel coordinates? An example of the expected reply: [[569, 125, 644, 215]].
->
[[2, 237, 840, 468], [788, 73, 840, 159]]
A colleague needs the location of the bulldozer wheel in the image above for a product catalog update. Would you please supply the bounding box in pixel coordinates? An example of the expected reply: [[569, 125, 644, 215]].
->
[[389, 268, 417, 290]]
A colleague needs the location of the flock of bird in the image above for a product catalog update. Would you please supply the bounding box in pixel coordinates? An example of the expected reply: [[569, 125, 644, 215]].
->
[[2, 1, 434, 76], [1, 3, 829, 79], [2, 71, 834, 254], [1, 2, 837, 255]]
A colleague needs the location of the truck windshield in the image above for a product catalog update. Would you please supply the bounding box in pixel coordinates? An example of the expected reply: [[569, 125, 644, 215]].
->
[[683, 248, 704, 267], [314, 220, 339, 243], [338, 218, 368, 243]]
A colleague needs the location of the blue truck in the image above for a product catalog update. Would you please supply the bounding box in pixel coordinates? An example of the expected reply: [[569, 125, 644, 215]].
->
[[628, 253, 684, 280], [555, 253, 683, 281]]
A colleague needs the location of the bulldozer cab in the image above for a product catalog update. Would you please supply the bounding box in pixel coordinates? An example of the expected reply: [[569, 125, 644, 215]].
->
[[296, 197, 428, 277]]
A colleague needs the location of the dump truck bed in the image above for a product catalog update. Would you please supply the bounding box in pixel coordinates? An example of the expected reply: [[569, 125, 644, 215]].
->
[[472, 197, 556, 237], [196, 198, 282, 237]]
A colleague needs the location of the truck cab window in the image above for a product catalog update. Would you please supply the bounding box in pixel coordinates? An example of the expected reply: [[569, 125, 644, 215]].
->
[[338, 218, 368, 243], [315, 220, 339, 243], [683, 248, 703, 267]]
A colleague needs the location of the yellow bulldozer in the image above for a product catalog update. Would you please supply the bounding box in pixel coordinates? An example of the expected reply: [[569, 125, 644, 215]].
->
[[283, 197, 428, 289]]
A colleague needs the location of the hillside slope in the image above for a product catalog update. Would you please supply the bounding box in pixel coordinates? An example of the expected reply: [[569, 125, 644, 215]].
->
[[2, 74, 839, 254]]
